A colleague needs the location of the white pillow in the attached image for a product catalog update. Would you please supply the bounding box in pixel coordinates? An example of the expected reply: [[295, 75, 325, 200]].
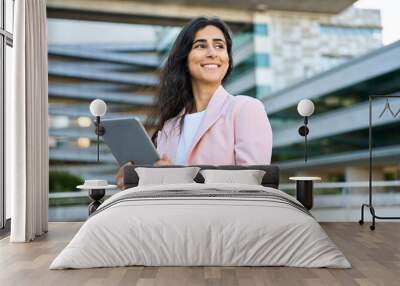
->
[[200, 169, 266, 185], [135, 167, 200, 186]]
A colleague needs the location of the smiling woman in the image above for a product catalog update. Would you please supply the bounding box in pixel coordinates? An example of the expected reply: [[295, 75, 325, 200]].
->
[[147, 16, 273, 167]]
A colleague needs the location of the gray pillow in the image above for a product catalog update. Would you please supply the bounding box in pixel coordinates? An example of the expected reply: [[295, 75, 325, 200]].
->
[[135, 167, 201, 186], [200, 169, 266, 185]]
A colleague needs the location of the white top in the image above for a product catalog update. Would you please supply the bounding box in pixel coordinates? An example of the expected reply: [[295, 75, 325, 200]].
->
[[289, 177, 321, 181], [175, 110, 206, 165]]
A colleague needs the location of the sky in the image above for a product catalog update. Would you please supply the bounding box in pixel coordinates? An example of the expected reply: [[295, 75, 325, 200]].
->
[[354, 0, 400, 45]]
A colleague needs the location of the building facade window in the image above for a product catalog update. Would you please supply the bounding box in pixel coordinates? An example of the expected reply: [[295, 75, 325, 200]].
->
[[255, 53, 270, 67], [232, 31, 253, 50], [1, 0, 14, 230], [320, 54, 353, 71], [319, 24, 381, 38], [254, 23, 268, 36]]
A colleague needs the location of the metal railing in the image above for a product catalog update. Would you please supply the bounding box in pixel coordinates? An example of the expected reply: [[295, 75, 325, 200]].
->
[[49, 189, 119, 199], [280, 180, 400, 208], [48, 181, 400, 207]]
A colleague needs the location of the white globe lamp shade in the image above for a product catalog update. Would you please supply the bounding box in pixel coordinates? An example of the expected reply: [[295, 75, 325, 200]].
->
[[297, 99, 314, 117], [90, 99, 107, 117]]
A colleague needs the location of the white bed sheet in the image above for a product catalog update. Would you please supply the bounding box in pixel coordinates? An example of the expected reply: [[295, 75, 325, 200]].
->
[[50, 183, 350, 269]]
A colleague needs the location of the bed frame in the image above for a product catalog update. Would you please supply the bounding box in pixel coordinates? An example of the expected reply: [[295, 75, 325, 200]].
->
[[123, 165, 280, 189]]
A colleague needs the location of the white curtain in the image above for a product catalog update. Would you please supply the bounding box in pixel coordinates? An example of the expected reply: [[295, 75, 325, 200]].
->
[[7, 0, 49, 242]]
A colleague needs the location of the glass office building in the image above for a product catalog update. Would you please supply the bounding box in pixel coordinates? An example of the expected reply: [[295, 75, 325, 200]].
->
[[48, 5, 383, 180], [46, 1, 399, 221]]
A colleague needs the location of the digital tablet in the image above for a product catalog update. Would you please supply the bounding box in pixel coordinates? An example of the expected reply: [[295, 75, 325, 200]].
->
[[101, 117, 160, 165]]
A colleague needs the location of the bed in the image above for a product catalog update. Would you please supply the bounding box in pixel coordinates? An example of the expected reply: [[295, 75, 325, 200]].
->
[[50, 165, 350, 269]]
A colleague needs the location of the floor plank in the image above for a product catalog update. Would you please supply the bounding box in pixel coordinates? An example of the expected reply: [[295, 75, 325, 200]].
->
[[0, 222, 399, 286]]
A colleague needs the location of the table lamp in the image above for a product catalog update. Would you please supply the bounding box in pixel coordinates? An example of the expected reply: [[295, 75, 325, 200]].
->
[[89, 99, 107, 162], [297, 99, 315, 162]]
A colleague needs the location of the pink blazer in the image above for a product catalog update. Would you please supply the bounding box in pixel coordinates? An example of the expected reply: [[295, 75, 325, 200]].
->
[[156, 85, 273, 165]]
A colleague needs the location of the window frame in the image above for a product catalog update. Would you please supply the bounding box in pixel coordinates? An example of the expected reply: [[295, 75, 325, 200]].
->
[[1, 0, 13, 231]]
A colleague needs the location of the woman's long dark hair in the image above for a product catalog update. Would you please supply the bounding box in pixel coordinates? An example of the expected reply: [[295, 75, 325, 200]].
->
[[151, 16, 233, 144]]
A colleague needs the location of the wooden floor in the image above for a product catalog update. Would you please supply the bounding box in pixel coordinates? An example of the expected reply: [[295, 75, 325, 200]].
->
[[0, 222, 399, 286]]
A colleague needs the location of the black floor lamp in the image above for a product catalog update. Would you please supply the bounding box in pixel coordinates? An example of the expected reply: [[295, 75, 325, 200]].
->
[[289, 99, 320, 210]]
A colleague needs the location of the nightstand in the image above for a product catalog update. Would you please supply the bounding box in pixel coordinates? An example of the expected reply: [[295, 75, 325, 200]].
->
[[289, 177, 321, 210], [77, 182, 116, 215]]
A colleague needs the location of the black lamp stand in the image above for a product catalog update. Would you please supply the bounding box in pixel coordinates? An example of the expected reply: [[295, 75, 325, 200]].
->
[[94, 116, 105, 162]]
